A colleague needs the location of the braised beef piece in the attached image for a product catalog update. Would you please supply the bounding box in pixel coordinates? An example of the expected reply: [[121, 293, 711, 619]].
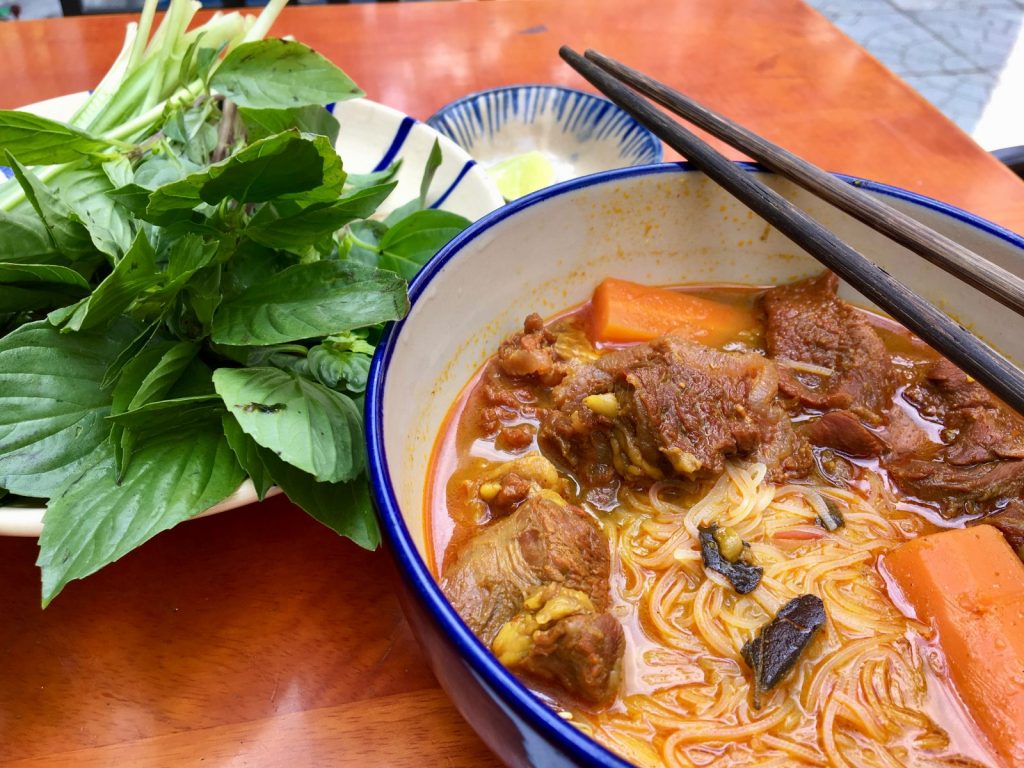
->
[[971, 501, 1024, 554], [887, 358, 1024, 519], [904, 358, 1024, 465], [507, 611, 624, 706], [763, 272, 892, 420], [497, 313, 564, 385], [480, 455, 563, 518], [540, 336, 812, 486], [441, 495, 624, 704], [805, 410, 887, 458]]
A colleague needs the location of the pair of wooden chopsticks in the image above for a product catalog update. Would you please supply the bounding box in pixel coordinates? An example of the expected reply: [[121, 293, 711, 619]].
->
[[559, 46, 1024, 416]]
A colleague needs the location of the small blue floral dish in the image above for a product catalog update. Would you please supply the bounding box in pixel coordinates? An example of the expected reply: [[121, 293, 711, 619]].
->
[[427, 85, 663, 199]]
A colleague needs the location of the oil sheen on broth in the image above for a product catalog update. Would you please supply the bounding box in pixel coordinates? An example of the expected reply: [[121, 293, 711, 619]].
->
[[426, 275, 1024, 768]]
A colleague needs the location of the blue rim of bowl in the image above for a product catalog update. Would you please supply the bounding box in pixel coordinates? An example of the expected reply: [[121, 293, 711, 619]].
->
[[366, 161, 1024, 767], [426, 83, 664, 166]]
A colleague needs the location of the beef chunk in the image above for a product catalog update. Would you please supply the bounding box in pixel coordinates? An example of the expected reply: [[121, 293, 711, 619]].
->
[[806, 410, 887, 457], [904, 358, 1024, 465], [969, 501, 1024, 555], [477, 454, 563, 517], [763, 272, 892, 419], [441, 495, 611, 644], [508, 611, 624, 706], [540, 336, 811, 485], [442, 497, 624, 705], [887, 458, 1024, 516], [497, 313, 563, 385], [887, 359, 1024, 519]]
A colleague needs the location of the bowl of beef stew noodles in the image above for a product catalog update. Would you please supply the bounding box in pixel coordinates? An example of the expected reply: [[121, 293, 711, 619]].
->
[[365, 163, 1024, 768]]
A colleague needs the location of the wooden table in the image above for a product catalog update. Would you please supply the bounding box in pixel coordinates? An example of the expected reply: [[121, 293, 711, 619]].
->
[[2, 1, 1023, 765]]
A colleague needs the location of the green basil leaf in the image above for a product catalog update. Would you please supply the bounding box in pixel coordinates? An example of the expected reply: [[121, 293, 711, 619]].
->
[[324, 330, 375, 356], [211, 260, 407, 346], [262, 451, 379, 549], [420, 139, 443, 207], [59, 163, 135, 259], [101, 321, 162, 390], [48, 229, 161, 332], [146, 132, 343, 219], [0, 209, 65, 265], [307, 345, 371, 394], [341, 219, 387, 268], [0, 110, 113, 165], [5, 153, 96, 262], [107, 395, 223, 436], [245, 181, 397, 252], [0, 318, 138, 497], [214, 366, 363, 483], [220, 414, 274, 501], [344, 159, 402, 194], [0, 262, 90, 313], [125, 341, 200, 412], [36, 421, 244, 606], [211, 40, 363, 110], [239, 105, 340, 144], [376, 209, 470, 280]]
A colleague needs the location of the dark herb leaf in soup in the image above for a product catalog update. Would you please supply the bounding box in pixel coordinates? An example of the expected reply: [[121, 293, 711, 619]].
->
[[698, 523, 763, 594], [742, 594, 826, 708]]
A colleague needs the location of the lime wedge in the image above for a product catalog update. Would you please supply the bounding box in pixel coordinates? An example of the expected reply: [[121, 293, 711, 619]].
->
[[488, 150, 556, 201]]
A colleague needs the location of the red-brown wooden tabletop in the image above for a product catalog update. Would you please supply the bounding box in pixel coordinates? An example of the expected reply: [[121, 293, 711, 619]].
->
[[2, 0, 1023, 765]]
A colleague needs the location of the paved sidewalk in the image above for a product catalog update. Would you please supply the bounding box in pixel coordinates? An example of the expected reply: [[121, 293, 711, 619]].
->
[[807, 0, 1024, 150]]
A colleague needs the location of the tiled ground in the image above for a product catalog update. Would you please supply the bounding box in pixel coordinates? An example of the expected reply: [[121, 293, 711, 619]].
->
[[806, 0, 1024, 149], [4, 0, 1023, 150]]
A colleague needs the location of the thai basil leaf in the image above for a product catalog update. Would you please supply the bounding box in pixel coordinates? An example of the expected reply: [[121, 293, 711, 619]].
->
[[59, 162, 135, 258], [344, 159, 402, 193], [0, 318, 138, 497], [376, 209, 470, 280], [145, 132, 344, 219], [0, 209, 65, 265], [306, 344, 371, 394], [0, 110, 113, 165], [107, 395, 223, 435], [5, 153, 96, 262], [37, 420, 244, 606], [419, 139, 443, 207], [210, 39, 363, 110], [214, 366, 364, 483], [244, 182, 397, 252], [220, 414, 274, 501], [239, 105, 340, 144], [48, 229, 161, 332], [0, 262, 90, 313], [262, 452, 379, 549], [211, 260, 407, 346]]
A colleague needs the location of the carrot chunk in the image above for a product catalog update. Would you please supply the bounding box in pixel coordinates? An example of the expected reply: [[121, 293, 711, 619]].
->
[[589, 278, 757, 346], [884, 525, 1024, 768]]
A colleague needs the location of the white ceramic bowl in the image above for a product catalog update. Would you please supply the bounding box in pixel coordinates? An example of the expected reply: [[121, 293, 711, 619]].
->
[[427, 85, 663, 194], [0, 94, 504, 537], [365, 163, 1024, 767]]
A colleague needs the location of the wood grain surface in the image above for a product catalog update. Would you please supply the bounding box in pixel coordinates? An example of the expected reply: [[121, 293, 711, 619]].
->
[[1, 0, 1023, 765]]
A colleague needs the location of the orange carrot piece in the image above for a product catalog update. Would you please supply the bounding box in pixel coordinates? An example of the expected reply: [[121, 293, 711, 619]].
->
[[884, 525, 1024, 768], [589, 278, 757, 346]]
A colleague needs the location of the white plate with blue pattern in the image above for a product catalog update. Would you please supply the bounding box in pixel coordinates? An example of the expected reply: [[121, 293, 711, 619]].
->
[[0, 93, 503, 537], [427, 84, 663, 194]]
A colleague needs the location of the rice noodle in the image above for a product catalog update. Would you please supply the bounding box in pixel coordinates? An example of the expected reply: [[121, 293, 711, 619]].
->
[[568, 462, 990, 768]]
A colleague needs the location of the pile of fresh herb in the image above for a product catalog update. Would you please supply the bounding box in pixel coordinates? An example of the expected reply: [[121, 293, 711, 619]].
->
[[0, 0, 470, 605]]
